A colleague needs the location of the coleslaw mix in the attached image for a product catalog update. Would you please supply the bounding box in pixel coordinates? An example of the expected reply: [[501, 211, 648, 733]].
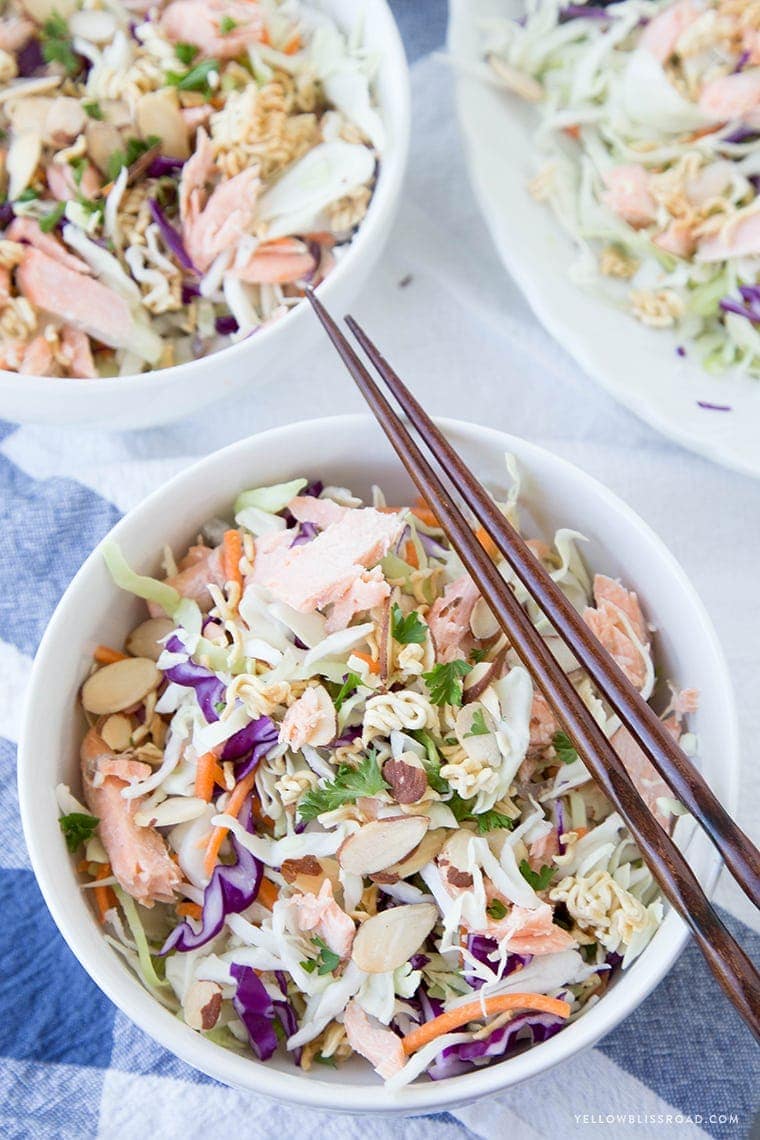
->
[[0, 0, 382, 377], [481, 0, 760, 376], [58, 468, 698, 1085]]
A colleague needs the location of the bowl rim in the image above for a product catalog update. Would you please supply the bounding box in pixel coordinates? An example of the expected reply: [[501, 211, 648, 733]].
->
[[0, 0, 411, 397], [18, 414, 740, 1113]]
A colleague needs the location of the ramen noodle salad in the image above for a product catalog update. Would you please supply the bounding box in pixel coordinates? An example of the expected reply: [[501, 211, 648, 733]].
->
[[480, 0, 760, 377], [57, 465, 698, 1085], [0, 0, 382, 377]]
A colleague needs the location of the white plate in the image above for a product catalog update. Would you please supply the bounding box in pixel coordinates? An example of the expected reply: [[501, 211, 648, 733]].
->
[[448, 0, 760, 477]]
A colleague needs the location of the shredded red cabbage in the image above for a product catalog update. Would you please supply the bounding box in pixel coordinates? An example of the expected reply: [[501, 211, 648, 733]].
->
[[559, 4, 613, 20], [230, 963, 279, 1061], [147, 155, 185, 178], [16, 37, 44, 76], [161, 833, 263, 953], [290, 521, 318, 547], [163, 637, 226, 723], [427, 1010, 566, 1079], [720, 284, 760, 324], [215, 314, 239, 336], [465, 936, 532, 990], [223, 714, 278, 771], [148, 198, 198, 273]]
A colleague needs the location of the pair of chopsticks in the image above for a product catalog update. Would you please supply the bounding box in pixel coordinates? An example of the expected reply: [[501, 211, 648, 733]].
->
[[304, 287, 760, 1041]]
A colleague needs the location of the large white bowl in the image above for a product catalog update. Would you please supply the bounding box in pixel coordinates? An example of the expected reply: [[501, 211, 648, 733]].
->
[[449, 0, 760, 478], [19, 415, 738, 1114], [0, 1, 410, 431]]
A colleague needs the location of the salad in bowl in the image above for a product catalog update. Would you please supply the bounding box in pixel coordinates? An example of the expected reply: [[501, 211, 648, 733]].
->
[[55, 459, 701, 1087]]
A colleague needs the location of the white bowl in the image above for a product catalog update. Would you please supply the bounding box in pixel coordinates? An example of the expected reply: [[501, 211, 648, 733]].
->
[[0, 2, 410, 431], [19, 415, 738, 1114]]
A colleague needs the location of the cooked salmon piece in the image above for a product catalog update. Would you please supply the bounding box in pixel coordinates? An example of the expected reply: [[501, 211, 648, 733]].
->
[[0, 266, 11, 307], [427, 574, 480, 662], [583, 575, 649, 690], [326, 566, 390, 633], [81, 728, 183, 906], [697, 210, 760, 262], [343, 1000, 405, 1079], [8, 218, 92, 276], [278, 684, 336, 748], [17, 248, 136, 350], [601, 165, 657, 229], [528, 691, 557, 752], [528, 828, 559, 869], [147, 543, 226, 617], [232, 238, 316, 285], [699, 70, 760, 126], [288, 495, 347, 529], [179, 128, 217, 229], [60, 326, 98, 379], [184, 167, 260, 273], [611, 724, 673, 830], [638, 0, 702, 63], [291, 879, 355, 960], [47, 161, 101, 203], [592, 575, 648, 643], [160, 0, 265, 60], [0, 15, 33, 52], [19, 336, 54, 376], [251, 507, 403, 614], [488, 902, 577, 955]]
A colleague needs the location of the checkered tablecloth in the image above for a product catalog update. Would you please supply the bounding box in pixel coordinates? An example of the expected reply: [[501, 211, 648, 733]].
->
[[1, 3, 758, 1137]]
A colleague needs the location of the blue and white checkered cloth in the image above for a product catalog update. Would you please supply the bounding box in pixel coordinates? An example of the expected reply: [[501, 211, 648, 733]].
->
[[1, 5, 758, 1136]]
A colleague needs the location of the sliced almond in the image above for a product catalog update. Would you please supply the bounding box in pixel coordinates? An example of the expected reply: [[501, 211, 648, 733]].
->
[[126, 617, 174, 661], [85, 120, 125, 175], [183, 980, 223, 1032], [135, 89, 190, 160], [352, 903, 437, 974], [100, 713, 133, 752], [281, 855, 342, 900], [82, 657, 161, 716], [383, 754, 427, 804], [338, 815, 429, 876], [377, 828, 448, 880]]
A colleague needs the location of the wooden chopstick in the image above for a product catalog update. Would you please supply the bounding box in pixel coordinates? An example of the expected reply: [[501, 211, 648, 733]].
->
[[345, 315, 760, 910], [304, 287, 760, 1041]]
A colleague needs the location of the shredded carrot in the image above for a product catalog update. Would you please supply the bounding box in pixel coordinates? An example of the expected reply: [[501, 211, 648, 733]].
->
[[563, 124, 580, 140], [257, 877, 280, 910], [177, 901, 203, 921], [352, 651, 380, 675], [411, 506, 440, 529], [203, 770, 257, 878], [94, 645, 128, 665], [283, 31, 301, 54], [222, 529, 243, 589], [76, 859, 90, 874], [93, 863, 117, 925], [475, 526, 500, 562], [401, 993, 571, 1055], [573, 826, 589, 839], [404, 539, 419, 569], [259, 26, 270, 45], [194, 751, 221, 802]]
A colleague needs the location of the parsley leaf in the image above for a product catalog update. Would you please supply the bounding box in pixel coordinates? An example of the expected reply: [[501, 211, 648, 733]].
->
[[552, 731, 579, 766], [486, 899, 507, 920], [174, 42, 200, 66], [165, 58, 220, 94], [391, 603, 427, 645], [59, 812, 99, 852], [39, 202, 66, 233], [298, 752, 387, 822], [219, 14, 237, 33], [332, 672, 362, 713], [41, 13, 80, 75], [15, 187, 40, 203], [464, 708, 489, 737], [519, 859, 555, 891], [83, 100, 104, 120], [447, 795, 514, 833], [470, 647, 487, 664], [422, 659, 472, 707], [301, 935, 341, 976], [410, 730, 450, 794]]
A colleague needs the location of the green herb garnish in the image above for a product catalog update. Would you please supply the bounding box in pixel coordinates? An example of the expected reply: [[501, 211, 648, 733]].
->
[[41, 13, 79, 75], [83, 100, 104, 120], [39, 202, 66, 232], [447, 796, 514, 834], [410, 730, 450, 794], [422, 659, 472, 707], [59, 812, 99, 852], [332, 672, 362, 713], [519, 860, 556, 891], [219, 15, 237, 33], [464, 708, 489, 737], [390, 602, 427, 645], [486, 899, 507, 920], [106, 136, 161, 182], [16, 187, 40, 203], [300, 935, 341, 976], [298, 751, 387, 822], [552, 731, 579, 766], [166, 58, 220, 94], [313, 1053, 338, 1068], [174, 42, 200, 66], [470, 647, 488, 664]]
